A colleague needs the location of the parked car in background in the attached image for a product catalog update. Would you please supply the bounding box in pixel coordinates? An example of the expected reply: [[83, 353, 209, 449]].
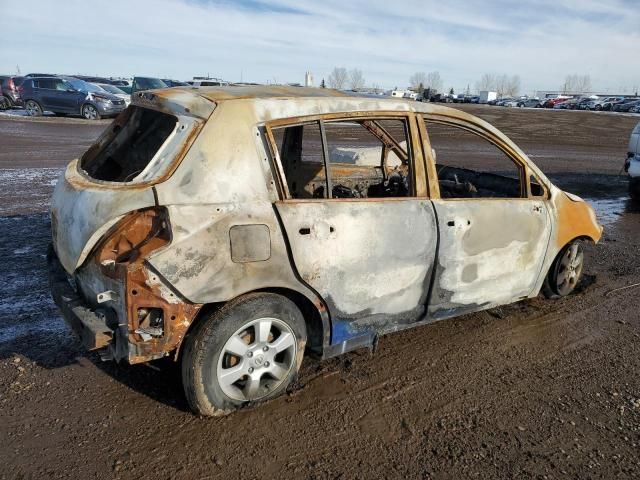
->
[[162, 79, 190, 87], [612, 99, 640, 112], [131, 76, 167, 94], [625, 122, 640, 200], [94, 83, 131, 106], [630, 104, 640, 114], [1, 75, 25, 106], [554, 98, 581, 110], [21, 76, 126, 119], [191, 78, 230, 87], [75, 76, 119, 86], [0, 94, 9, 110], [24, 73, 57, 78], [465, 96, 480, 104], [518, 98, 541, 108], [542, 97, 570, 108], [48, 86, 602, 416], [601, 97, 626, 111], [495, 97, 514, 106], [502, 99, 519, 107]]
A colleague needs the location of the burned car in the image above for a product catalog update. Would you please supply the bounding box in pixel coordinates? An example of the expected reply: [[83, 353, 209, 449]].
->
[[49, 87, 603, 416]]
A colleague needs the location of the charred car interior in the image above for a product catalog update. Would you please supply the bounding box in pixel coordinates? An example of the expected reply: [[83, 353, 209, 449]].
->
[[272, 118, 413, 199], [80, 106, 177, 182]]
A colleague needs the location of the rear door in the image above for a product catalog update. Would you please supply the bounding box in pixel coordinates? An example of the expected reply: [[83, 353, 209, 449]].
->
[[269, 114, 438, 347], [420, 116, 552, 319], [35, 78, 59, 109]]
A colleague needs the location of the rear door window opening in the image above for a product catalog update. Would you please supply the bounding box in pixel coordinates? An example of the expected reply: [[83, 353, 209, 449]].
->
[[80, 106, 178, 182]]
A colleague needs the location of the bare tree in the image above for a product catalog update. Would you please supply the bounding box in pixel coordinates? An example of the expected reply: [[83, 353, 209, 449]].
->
[[425, 71, 443, 93], [505, 75, 520, 96], [487, 74, 520, 97], [348, 69, 365, 90], [475, 73, 496, 92], [327, 67, 348, 89], [562, 74, 592, 94], [409, 72, 427, 90]]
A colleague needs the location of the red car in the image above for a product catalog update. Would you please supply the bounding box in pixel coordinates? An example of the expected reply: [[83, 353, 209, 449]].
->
[[542, 97, 570, 108]]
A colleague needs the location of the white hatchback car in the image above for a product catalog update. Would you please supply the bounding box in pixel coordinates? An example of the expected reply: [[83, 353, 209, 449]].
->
[[49, 87, 602, 415]]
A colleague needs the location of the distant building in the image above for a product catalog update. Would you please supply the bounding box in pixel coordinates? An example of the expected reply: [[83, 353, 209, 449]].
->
[[305, 71, 313, 87]]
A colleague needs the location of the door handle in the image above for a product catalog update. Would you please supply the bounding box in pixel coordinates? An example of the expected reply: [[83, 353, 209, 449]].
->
[[532, 205, 543, 213], [447, 219, 471, 227], [298, 225, 335, 236]]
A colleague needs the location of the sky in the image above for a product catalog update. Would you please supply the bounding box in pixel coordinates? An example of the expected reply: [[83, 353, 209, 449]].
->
[[1, 0, 639, 94]]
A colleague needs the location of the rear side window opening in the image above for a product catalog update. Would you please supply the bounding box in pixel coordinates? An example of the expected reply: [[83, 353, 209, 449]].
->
[[81, 106, 177, 182]]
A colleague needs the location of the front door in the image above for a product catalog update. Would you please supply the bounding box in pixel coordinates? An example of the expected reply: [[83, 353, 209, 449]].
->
[[421, 116, 552, 319], [269, 115, 437, 347], [429, 199, 550, 318]]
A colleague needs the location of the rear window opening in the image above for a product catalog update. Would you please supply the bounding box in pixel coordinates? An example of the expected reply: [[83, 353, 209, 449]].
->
[[81, 106, 177, 182]]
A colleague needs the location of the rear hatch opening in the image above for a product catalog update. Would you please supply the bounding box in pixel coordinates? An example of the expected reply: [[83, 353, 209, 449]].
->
[[80, 106, 178, 183]]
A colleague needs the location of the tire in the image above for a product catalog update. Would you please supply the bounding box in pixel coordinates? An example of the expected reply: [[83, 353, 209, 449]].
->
[[25, 99, 43, 116], [630, 178, 640, 202], [181, 293, 307, 416], [542, 241, 584, 299], [81, 103, 101, 120]]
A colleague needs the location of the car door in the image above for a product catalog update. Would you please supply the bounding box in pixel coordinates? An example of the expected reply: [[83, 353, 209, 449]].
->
[[35, 78, 60, 110], [269, 114, 438, 349], [420, 115, 552, 320], [58, 80, 87, 113]]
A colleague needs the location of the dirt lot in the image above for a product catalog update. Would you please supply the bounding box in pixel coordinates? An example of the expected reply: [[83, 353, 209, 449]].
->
[[1, 106, 639, 480]]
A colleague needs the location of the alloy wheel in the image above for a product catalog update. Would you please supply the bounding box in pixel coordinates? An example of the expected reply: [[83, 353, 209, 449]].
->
[[216, 317, 297, 401], [556, 243, 584, 296], [25, 100, 41, 116], [83, 105, 98, 120]]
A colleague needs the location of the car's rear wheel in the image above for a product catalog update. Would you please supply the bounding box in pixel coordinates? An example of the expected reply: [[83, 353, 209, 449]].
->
[[181, 293, 306, 416], [82, 103, 101, 120], [25, 100, 43, 116], [630, 178, 640, 202], [595, 105, 602, 111], [543, 241, 584, 298]]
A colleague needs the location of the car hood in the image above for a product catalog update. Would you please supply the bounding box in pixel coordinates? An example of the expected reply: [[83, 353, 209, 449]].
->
[[50, 162, 156, 273], [86, 91, 121, 101]]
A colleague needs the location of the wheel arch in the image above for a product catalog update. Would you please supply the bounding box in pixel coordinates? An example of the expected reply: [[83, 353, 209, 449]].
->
[[176, 287, 330, 362]]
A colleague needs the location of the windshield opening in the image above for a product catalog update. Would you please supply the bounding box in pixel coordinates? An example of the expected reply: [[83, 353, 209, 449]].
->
[[80, 106, 177, 182]]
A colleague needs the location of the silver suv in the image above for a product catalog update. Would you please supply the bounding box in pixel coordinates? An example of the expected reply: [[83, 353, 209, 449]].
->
[[49, 87, 602, 415]]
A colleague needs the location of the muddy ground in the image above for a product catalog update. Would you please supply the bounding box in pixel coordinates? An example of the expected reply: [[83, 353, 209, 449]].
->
[[1, 106, 639, 480]]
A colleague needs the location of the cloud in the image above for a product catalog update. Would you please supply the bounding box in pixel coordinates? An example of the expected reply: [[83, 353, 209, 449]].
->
[[0, 0, 638, 94]]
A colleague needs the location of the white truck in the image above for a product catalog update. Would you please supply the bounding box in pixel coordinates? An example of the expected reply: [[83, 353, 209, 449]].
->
[[479, 90, 497, 104], [625, 121, 640, 200]]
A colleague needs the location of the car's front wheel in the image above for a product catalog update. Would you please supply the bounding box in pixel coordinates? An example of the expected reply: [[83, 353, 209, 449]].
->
[[543, 241, 584, 298], [81, 103, 101, 120], [25, 100, 43, 116], [182, 293, 306, 416]]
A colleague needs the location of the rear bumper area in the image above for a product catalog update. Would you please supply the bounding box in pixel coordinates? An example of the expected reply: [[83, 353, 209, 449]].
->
[[47, 244, 114, 351]]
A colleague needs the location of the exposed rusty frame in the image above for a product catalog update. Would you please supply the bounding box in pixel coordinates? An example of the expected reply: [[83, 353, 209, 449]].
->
[[264, 111, 428, 201]]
